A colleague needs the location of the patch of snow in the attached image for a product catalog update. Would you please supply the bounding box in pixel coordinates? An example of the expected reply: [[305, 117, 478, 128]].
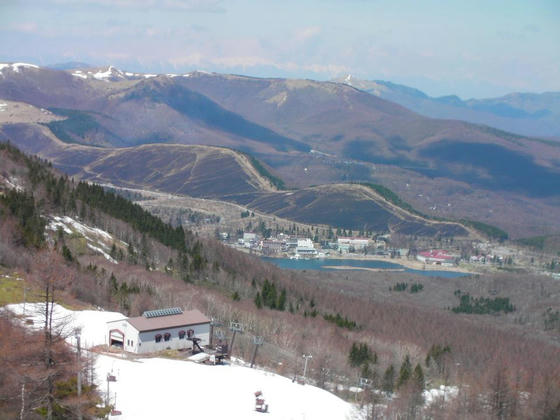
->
[[4, 176, 24, 192], [71, 70, 87, 79], [47, 218, 73, 234], [11, 63, 40, 72], [423, 385, 459, 406], [182, 73, 192, 77], [87, 243, 118, 264], [54, 215, 114, 241], [5, 303, 125, 349], [93, 65, 125, 81], [166, 73, 178, 78], [46, 216, 119, 263], [143, 74, 157, 78]]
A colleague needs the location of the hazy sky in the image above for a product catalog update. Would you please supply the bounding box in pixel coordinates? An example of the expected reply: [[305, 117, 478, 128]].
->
[[1, 0, 558, 98]]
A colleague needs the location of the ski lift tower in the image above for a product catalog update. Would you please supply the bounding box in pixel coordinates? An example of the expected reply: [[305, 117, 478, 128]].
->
[[228, 321, 244, 358], [209, 318, 222, 349], [250, 336, 264, 368], [302, 354, 313, 384]]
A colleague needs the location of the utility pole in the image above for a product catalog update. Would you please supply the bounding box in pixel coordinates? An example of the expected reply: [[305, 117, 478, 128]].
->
[[19, 381, 25, 420], [228, 321, 243, 358], [250, 336, 264, 368], [302, 354, 312, 383], [106, 375, 110, 407], [75, 329, 82, 420], [23, 285, 28, 316]]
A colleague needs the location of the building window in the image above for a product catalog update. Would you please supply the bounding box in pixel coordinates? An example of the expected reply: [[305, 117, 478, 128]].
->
[[178, 330, 186, 339], [164, 333, 171, 342], [155, 334, 162, 343], [130, 340, 133, 346]]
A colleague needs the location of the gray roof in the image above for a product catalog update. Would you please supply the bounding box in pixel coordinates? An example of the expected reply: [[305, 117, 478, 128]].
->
[[127, 309, 210, 332]]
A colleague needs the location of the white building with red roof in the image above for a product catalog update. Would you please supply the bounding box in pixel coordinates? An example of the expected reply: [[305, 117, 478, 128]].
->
[[106, 307, 210, 354], [416, 249, 456, 266]]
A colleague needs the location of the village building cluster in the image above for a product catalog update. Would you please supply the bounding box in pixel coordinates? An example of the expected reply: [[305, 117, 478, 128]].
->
[[218, 228, 546, 271], [225, 231, 411, 260]]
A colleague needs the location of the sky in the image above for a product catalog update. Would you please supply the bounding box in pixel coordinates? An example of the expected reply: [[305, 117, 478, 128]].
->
[[1, 0, 559, 98]]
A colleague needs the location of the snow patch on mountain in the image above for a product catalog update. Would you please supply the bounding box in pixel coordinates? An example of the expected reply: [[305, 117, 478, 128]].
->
[[92, 65, 126, 81], [71, 70, 88, 79], [0, 62, 40, 76], [87, 243, 118, 264], [423, 385, 459, 406], [46, 215, 124, 263], [5, 303, 125, 349], [0, 173, 25, 192]]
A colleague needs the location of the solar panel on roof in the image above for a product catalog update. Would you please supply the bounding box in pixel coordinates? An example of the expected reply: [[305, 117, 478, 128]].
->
[[143, 307, 183, 318]]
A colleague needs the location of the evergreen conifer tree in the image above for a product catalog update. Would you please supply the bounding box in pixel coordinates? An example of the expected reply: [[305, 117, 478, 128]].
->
[[397, 355, 412, 388], [412, 363, 425, 390], [382, 365, 395, 394]]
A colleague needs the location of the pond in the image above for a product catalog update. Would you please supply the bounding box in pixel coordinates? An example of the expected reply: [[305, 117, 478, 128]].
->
[[261, 257, 469, 278]]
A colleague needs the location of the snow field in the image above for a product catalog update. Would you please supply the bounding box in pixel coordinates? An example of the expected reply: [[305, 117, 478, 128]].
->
[[46, 215, 122, 263], [5, 303, 125, 349], [97, 355, 356, 420], [5, 303, 356, 419]]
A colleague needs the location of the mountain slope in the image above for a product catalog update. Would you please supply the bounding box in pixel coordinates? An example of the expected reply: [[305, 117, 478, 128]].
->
[[0, 128, 472, 237], [2, 135, 560, 420], [1, 65, 559, 235], [334, 75, 560, 139]]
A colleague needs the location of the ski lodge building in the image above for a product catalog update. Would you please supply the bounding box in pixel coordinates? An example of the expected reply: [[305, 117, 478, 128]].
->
[[106, 307, 211, 354]]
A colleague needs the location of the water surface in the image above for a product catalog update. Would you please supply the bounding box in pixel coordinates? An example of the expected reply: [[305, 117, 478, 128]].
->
[[261, 257, 469, 278]]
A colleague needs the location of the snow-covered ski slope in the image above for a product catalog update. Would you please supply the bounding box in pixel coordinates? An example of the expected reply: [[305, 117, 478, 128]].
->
[[97, 355, 356, 419], [5, 303, 357, 419]]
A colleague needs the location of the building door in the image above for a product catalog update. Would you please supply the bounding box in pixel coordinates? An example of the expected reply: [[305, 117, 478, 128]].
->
[[109, 329, 125, 347]]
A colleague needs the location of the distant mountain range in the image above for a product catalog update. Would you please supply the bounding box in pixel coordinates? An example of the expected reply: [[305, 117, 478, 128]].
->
[[0, 63, 559, 237], [334, 75, 560, 139]]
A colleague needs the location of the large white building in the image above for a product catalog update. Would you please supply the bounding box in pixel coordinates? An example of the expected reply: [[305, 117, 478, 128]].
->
[[296, 238, 317, 256], [106, 307, 210, 354], [337, 237, 370, 250]]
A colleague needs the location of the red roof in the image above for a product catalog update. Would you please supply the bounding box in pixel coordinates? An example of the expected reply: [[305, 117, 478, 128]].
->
[[418, 250, 454, 260]]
